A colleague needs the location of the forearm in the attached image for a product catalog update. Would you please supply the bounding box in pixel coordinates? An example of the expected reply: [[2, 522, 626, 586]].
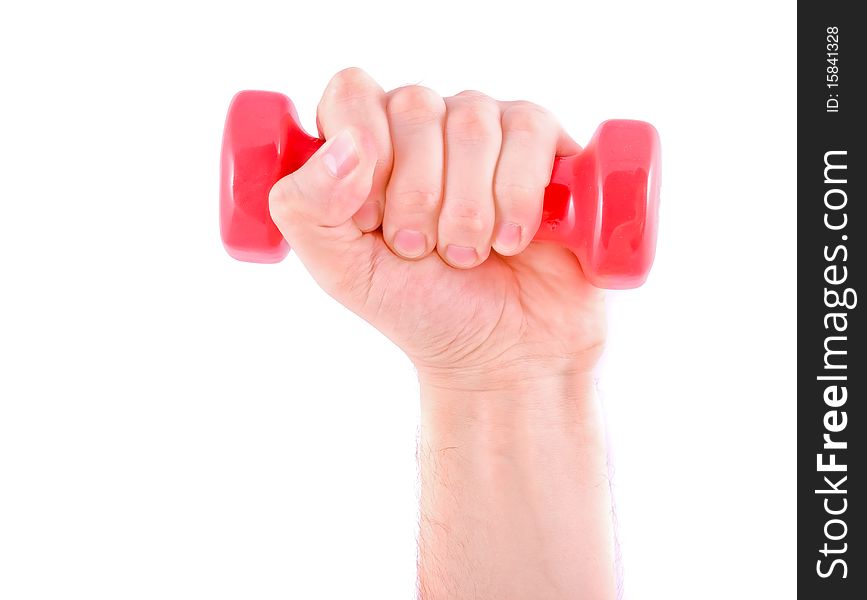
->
[[417, 370, 616, 600]]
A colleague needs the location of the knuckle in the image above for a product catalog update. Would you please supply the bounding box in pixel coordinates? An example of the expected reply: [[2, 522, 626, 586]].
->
[[444, 200, 490, 235], [495, 181, 543, 207], [268, 179, 296, 222], [388, 188, 441, 212], [455, 89, 488, 100], [375, 155, 392, 173], [324, 67, 378, 104], [502, 102, 554, 136], [387, 86, 444, 127], [447, 102, 499, 145]]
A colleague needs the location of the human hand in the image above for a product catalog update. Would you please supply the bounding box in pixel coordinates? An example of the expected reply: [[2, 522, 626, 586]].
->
[[268, 68, 605, 389], [267, 68, 618, 598]]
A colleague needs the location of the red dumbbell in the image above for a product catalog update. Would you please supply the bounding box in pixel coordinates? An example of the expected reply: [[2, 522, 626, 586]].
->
[[220, 90, 660, 289]]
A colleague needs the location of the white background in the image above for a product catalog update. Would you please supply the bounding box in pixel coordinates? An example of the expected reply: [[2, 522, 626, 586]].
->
[[0, 1, 796, 598]]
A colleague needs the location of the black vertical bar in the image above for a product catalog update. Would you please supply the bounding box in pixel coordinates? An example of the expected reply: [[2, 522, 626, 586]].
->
[[798, 2, 865, 597]]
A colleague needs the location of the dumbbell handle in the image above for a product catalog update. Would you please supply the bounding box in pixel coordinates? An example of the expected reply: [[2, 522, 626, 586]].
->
[[220, 91, 660, 288]]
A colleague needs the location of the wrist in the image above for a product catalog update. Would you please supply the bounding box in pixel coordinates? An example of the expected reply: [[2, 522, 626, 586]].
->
[[418, 367, 602, 453], [416, 364, 616, 599], [416, 347, 602, 395]]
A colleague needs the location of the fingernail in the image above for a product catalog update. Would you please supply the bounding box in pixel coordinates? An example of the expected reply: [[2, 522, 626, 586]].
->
[[353, 202, 380, 231], [495, 222, 522, 253], [393, 229, 426, 258], [323, 130, 359, 178], [445, 244, 478, 267]]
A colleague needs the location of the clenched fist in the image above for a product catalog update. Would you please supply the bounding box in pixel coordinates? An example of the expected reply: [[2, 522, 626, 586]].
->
[[268, 68, 605, 388]]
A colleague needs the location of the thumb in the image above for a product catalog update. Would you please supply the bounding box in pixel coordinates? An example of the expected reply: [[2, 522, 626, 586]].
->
[[268, 127, 378, 296]]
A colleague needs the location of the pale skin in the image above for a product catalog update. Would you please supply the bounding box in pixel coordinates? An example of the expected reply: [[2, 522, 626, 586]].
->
[[269, 68, 615, 599]]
